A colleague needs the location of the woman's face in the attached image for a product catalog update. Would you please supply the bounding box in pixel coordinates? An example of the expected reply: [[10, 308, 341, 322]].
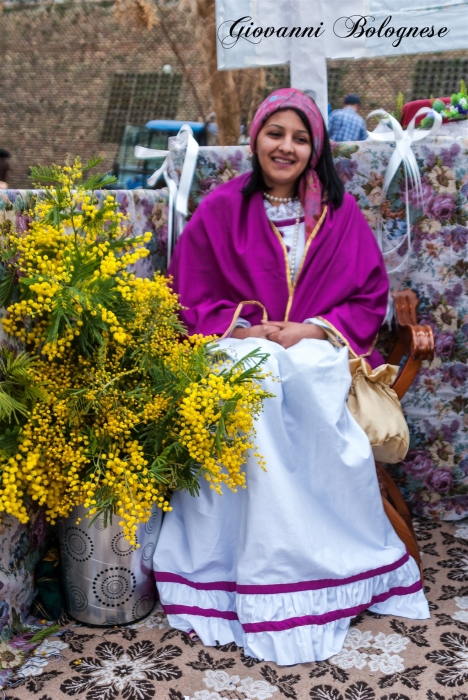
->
[[256, 109, 312, 192]]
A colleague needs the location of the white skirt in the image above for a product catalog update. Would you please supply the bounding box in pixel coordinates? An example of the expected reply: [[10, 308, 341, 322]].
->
[[153, 337, 429, 666]]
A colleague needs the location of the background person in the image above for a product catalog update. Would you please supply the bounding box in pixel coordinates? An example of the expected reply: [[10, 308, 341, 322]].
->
[[238, 123, 249, 145], [0, 149, 11, 189], [205, 111, 219, 146], [328, 94, 368, 141]]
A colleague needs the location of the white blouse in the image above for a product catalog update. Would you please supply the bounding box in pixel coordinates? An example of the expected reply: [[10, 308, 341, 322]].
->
[[263, 199, 305, 278]]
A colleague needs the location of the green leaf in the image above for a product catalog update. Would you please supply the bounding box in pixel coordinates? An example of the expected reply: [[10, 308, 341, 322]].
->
[[83, 156, 104, 172], [29, 624, 62, 644], [0, 349, 46, 421], [29, 163, 62, 184], [0, 268, 16, 307], [0, 425, 21, 455], [82, 174, 118, 191]]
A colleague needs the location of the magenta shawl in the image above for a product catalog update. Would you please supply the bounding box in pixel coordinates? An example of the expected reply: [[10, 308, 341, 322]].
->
[[168, 173, 389, 368]]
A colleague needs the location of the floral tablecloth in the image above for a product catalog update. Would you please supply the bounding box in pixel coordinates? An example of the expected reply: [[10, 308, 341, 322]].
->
[[0, 512, 50, 636], [168, 137, 468, 522], [335, 136, 468, 523]]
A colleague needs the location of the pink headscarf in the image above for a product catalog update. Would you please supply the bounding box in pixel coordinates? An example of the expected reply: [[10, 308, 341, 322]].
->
[[249, 88, 325, 239]]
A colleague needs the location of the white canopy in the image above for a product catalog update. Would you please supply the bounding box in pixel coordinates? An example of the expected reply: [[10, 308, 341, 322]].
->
[[216, 0, 468, 118]]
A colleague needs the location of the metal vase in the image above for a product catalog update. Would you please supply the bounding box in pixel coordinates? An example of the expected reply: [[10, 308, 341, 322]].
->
[[58, 504, 162, 626]]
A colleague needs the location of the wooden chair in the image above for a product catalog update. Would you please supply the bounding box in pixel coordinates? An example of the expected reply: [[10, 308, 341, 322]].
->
[[376, 289, 434, 580]]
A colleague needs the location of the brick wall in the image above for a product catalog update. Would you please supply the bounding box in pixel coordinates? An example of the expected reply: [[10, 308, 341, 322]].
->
[[0, 1, 211, 187], [1, 1, 467, 187]]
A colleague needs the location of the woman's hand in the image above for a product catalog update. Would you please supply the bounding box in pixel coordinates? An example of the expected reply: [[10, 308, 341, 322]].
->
[[231, 324, 279, 340], [262, 320, 327, 349]]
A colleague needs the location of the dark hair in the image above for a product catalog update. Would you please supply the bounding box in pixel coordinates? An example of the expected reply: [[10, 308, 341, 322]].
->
[[344, 93, 360, 105], [242, 107, 344, 210]]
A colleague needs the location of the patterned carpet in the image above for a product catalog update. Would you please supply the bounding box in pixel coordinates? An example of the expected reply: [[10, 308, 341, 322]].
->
[[3, 518, 468, 700]]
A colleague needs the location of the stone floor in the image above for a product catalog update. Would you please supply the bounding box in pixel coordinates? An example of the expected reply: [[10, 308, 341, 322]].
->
[[3, 517, 468, 700]]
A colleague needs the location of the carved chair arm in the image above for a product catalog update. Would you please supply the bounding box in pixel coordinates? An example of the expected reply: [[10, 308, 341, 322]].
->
[[387, 289, 434, 401]]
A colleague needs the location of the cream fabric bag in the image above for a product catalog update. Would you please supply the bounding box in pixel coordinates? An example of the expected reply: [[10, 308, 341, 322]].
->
[[318, 325, 409, 464], [347, 358, 409, 464]]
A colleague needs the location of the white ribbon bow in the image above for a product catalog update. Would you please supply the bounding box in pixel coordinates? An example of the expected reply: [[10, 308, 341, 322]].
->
[[366, 107, 442, 289], [135, 124, 200, 265]]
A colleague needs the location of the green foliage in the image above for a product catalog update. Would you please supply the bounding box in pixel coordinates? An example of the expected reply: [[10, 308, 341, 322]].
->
[[30, 156, 117, 191], [151, 346, 269, 494], [390, 91, 405, 124], [0, 221, 19, 309], [2, 157, 143, 357], [0, 268, 16, 309], [432, 99, 446, 113], [29, 624, 62, 644], [422, 83, 468, 126], [0, 349, 45, 463], [0, 349, 45, 422], [0, 426, 22, 457]]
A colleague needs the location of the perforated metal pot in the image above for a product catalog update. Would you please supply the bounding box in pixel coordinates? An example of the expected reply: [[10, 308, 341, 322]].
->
[[58, 505, 162, 626]]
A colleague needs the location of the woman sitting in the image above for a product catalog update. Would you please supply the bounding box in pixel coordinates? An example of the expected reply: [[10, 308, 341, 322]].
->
[[153, 88, 429, 666]]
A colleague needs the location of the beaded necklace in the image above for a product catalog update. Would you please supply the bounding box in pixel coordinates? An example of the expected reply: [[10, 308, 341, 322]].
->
[[264, 193, 302, 281]]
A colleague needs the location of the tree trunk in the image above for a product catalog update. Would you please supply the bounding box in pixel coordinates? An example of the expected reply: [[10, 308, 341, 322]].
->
[[195, 0, 241, 145], [237, 67, 266, 131]]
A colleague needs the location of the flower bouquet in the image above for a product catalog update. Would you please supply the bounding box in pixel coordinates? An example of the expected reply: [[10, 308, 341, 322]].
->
[[0, 158, 271, 548], [420, 81, 468, 128]]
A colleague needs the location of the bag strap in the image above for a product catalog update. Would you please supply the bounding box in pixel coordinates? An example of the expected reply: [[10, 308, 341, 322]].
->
[[220, 301, 268, 340]]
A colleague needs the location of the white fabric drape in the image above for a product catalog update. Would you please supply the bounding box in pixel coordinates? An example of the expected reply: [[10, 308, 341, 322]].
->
[[215, 0, 468, 118]]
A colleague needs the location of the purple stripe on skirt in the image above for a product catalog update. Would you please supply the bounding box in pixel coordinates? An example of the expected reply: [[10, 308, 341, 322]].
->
[[242, 581, 423, 633], [155, 551, 410, 594], [162, 580, 423, 633], [164, 605, 238, 621], [156, 573, 237, 592]]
